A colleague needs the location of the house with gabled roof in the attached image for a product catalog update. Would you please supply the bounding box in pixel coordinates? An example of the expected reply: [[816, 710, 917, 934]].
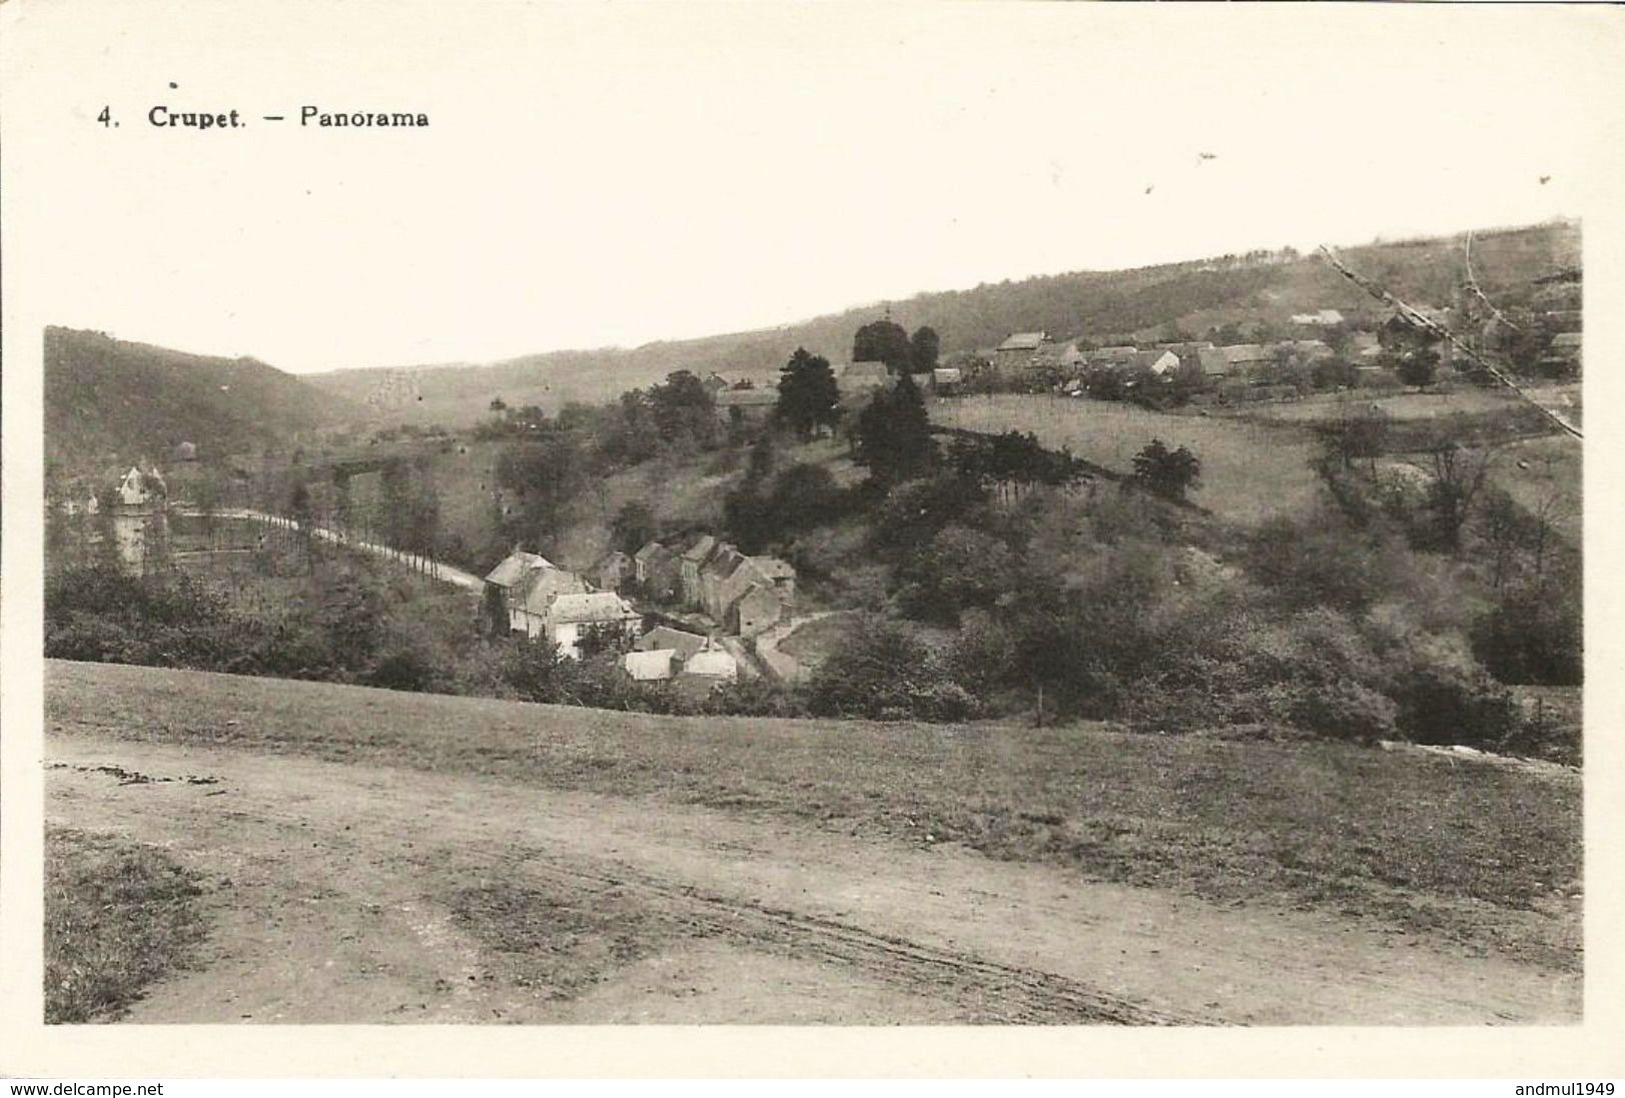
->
[[632, 625, 709, 662], [997, 331, 1048, 352], [678, 534, 719, 606], [485, 549, 554, 593], [835, 362, 892, 404], [633, 540, 681, 602], [545, 591, 642, 659], [713, 387, 779, 420], [591, 550, 632, 592], [509, 566, 592, 638]]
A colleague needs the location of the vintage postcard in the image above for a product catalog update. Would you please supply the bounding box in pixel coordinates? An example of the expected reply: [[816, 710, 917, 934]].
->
[[2, 0, 1622, 1081]]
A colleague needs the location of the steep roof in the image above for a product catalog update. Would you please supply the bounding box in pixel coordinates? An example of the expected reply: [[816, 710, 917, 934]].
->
[[633, 626, 708, 661], [634, 540, 670, 565], [932, 367, 963, 384], [516, 567, 591, 614], [548, 591, 639, 624], [747, 556, 796, 581], [485, 550, 555, 588], [705, 546, 751, 581], [680, 534, 717, 564], [683, 648, 739, 678], [1133, 349, 1181, 374], [998, 332, 1048, 351]]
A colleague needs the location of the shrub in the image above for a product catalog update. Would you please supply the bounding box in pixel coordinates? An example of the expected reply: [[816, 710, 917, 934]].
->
[[806, 615, 980, 721], [1286, 680, 1398, 743], [1386, 656, 1521, 749]]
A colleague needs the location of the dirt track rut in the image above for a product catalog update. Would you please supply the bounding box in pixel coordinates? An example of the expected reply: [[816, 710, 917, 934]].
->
[[46, 733, 1579, 1025]]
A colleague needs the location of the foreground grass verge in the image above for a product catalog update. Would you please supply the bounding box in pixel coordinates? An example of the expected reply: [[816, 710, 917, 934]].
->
[[48, 660, 1581, 970], [45, 827, 210, 1022]]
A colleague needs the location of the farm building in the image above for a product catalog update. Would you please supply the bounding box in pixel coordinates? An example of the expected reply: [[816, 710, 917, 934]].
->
[[545, 592, 643, 660], [932, 366, 963, 392]]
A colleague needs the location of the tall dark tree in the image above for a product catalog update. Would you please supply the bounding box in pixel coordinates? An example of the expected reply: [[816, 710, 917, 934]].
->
[[910, 326, 941, 373], [1130, 439, 1201, 501], [647, 369, 717, 450], [854, 373, 937, 485], [852, 319, 913, 374], [775, 348, 841, 438], [609, 500, 657, 556]]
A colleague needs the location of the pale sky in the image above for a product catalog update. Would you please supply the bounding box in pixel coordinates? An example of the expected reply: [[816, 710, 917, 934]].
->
[[3, 1, 1619, 374]]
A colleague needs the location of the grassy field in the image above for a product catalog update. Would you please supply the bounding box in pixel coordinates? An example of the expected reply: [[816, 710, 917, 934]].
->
[[49, 660, 1582, 969], [1220, 384, 1581, 425], [1491, 434, 1582, 541], [45, 827, 210, 1023], [933, 394, 1323, 524]]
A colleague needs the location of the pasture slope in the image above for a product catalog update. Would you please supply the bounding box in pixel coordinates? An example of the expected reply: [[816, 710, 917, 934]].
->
[[46, 661, 1580, 1025], [932, 394, 1324, 523]]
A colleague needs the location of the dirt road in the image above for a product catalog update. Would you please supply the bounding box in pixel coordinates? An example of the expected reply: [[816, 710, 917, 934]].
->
[[47, 732, 1578, 1025]]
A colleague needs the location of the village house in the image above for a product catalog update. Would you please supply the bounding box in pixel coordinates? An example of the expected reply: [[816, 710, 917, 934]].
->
[[713, 386, 779, 421], [991, 331, 1049, 372], [508, 566, 593, 638], [1133, 349, 1182, 376], [678, 534, 719, 606], [545, 592, 643, 659], [1085, 345, 1140, 367], [833, 362, 892, 405], [931, 366, 963, 392], [484, 549, 592, 637], [118, 465, 166, 509], [620, 626, 736, 687], [1031, 339, 1086, 373], [676, 645, 739, 690], [590, 550, 632, 592], [633, 540, 682, 602]]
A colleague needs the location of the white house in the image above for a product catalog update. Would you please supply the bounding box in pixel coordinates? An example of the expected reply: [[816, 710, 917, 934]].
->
[[545, 592, 642, 659]]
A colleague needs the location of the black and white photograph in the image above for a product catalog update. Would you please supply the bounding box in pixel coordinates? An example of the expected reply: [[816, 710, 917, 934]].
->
[[2, 0, 1623, 1080]]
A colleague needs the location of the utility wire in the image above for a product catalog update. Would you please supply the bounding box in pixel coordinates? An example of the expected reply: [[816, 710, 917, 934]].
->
[[1316, 245, 1581, 442]]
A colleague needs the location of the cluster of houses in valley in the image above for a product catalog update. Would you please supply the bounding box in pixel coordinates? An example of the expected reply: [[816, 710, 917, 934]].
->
[[482, 531, 797, 692]]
